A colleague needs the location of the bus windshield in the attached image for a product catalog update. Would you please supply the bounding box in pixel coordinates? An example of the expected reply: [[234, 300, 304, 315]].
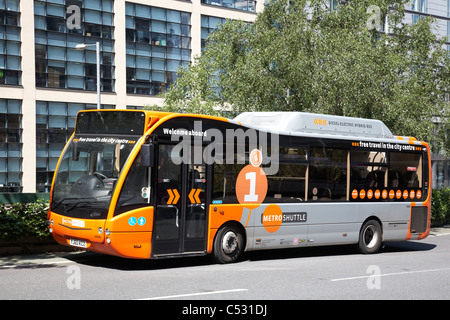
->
[[51, 134, 139, 219]]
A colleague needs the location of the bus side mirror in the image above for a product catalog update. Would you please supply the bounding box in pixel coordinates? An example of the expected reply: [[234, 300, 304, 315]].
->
[[141, 143, 154, 167]]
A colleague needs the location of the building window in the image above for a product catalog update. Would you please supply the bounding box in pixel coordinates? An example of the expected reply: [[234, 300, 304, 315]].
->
[[0, 0, 21, 85], [0, 99, 22, 192], [412, 0, 428, 13], [330, 0, 338, 10], [36, 101, 114, 193], [125, 3, 191, 96], [201, 0, 256, 12], [34, 0, 115, 92], [201, 15, 227, 50]]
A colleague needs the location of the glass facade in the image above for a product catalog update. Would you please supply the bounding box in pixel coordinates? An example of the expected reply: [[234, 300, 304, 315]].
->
[[201, 15, 226, 50], [34, 0, 115, 92], [125, 2, 191, 95], [201, 0, 256, 12], [411, 0, 428, 23], [412, 0, 428, 13], [0, 99, 22, 192], [36, 101, 114, 193], [0, 0, 21, 85]]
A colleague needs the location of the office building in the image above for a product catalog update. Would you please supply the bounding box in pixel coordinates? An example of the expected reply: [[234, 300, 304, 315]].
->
[[0, 0, 262, 194]]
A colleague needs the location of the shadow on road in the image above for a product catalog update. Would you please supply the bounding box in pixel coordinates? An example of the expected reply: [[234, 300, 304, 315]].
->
[[65, 239, 436, 271], [382, 240, 436, 253]]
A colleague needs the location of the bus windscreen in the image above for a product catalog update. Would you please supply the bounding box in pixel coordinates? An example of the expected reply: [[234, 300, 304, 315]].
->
[[76, 111, 146, 135]]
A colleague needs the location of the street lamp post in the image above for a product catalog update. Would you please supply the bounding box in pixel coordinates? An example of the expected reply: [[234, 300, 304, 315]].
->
[[76, 41, 101, 109]]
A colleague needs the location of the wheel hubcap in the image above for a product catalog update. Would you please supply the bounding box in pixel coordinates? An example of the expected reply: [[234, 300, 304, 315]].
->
[[363, 225, 379, 249], [222, 231, 238, 255]]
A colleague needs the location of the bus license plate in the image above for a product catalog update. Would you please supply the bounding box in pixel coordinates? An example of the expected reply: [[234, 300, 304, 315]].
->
[[69, 239, 87, 248]]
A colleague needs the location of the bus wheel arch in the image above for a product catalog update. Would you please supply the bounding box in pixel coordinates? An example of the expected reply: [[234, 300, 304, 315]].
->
[[358, 217, 383, 254], [212, 221, 246, 264]]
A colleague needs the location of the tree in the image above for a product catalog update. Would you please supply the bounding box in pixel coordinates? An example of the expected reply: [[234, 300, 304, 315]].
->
[[161, 0, 450, 154]]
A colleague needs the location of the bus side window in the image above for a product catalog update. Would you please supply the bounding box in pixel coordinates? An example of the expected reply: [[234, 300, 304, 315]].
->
[[309, 147, 348, 201], [351, 150, 387, 190], [389, 152, 422, 190], [264, 164, 306, 203]]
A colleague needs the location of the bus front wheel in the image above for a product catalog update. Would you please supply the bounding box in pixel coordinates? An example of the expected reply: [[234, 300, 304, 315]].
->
[[213, 224, 244, 264], [358, 220, 382, 254]]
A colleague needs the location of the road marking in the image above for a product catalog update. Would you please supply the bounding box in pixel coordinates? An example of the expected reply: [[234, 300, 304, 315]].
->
[[137, 288, 249, 300], [330, 267, 450, 282]]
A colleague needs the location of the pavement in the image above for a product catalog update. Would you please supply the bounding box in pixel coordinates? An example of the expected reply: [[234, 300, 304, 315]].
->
[[429, 225, 450, 236]]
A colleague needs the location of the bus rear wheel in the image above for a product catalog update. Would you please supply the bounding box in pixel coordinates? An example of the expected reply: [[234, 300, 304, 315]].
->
[[213, 224, 244, 264], [358, 220, 382, 254]]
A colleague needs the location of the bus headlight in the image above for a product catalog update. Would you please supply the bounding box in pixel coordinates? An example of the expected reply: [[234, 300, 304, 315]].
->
[[105, 228, 111, 236], [98, 227, 103, 235], [106, 237, 111, 244]]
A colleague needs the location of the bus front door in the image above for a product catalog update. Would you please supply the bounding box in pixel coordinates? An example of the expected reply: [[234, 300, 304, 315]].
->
[[152, 144, 208, 257]]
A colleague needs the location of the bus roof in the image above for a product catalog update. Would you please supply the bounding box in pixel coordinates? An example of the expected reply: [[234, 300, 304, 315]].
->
[[233, 112, 395, 140]]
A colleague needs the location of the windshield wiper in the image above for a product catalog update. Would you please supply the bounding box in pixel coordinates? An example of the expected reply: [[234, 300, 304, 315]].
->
[[51, 197, 96, 211]]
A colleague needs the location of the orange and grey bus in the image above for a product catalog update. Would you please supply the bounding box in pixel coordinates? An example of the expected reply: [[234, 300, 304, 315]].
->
[[48, 110, 431, 263]]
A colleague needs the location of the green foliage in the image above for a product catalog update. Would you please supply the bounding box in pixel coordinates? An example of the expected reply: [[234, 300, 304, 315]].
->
[[0, 200, 50, 241], [163, 0, 450, 154], [431, 188, 450, 227]]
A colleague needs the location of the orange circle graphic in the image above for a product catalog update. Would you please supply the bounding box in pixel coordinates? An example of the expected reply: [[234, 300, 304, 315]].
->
[[416, 190, 422, 199], [236, 165, 268, 208], [410, 190, 415, 199], [382, 190, 388, 199], [389, 190, 395, 199], [367, 189, 373, 199], [359, 189, 366, 199], [396, 190, 402, 199], [403, 190, 408, 199], [352, 189, 358, 199], [374, 190, 381, 199], [262, 204, 283, 233]]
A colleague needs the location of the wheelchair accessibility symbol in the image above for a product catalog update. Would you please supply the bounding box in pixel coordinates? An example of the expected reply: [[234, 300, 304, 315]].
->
[[128, 216, 146, 226], [128, 217, 137, 226]]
